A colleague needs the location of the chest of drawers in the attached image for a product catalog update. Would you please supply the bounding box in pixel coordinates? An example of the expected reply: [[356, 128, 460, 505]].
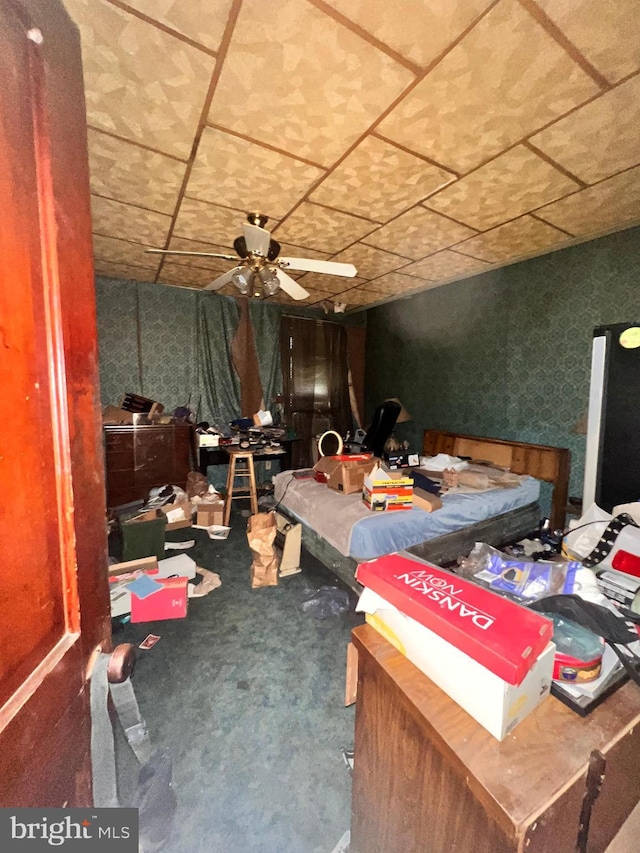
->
[[103, 424, 195, 508]]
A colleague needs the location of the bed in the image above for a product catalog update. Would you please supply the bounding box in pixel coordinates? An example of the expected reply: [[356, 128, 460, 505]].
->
[[273, 430, 570, 592]]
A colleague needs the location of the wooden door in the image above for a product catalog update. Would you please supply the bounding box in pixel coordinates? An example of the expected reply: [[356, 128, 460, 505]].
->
[[0, 0, 111, 806]]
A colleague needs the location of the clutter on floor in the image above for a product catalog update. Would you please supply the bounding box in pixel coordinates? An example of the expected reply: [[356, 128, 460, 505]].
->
[[302, 586, 350, 620], [111, 513, 359, 852], [247, 511, 279, 588], [109, 485, 227, 625]]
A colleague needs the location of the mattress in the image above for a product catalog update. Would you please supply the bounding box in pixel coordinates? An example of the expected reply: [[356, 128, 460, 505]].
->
[[273, 471, 540, 561]]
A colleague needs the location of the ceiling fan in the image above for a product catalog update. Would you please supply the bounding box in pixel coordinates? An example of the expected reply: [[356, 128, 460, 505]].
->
[[147, 212, 357, 301]]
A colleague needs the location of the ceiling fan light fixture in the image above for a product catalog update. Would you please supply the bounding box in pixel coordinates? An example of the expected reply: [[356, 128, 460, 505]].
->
[[259, 267, 280, 297], [247, 212, 269, 229], [231, 265, 253, 295]]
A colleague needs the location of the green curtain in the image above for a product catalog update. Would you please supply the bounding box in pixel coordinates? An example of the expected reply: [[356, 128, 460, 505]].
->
[[249, 299, 283, 418], [196, 293, 241, 425]]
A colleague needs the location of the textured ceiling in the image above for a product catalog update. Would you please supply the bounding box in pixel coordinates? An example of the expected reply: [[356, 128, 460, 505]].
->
[[65, 0, 640, 311]]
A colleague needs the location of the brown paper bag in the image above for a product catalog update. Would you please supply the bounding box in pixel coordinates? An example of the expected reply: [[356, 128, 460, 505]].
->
[[247, 512, 279, 588], [186, 470, 210, 499]]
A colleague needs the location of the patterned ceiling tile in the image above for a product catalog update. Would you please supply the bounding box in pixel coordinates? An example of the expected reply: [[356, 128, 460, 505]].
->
[[87, 129, 186, 215], [535, 0, 640, 84], [376, 0, 600, 173], [122, 0, 234, 52], [320, 0, 494, 70], [292, 286, 337, 303], [401, 250, 492, 281], [207, 0, 415, 167], [330, 243, 411, 280], [530, 75, 640, 185], [361, 206, 476, 260], [277, 243, 333, 261], [535, 166, 640, 236], [338, 286, 389, 306], [295, 273, 367, 296], [453, 215, 570, 263], [93, 259, 157, 283], [367, 272, 432, 294], [91, 195, 172, 246], [163, 236, 235, 273], [156, 261, 220, 289], [273, 203, 378, 253], [173, 198, 251, 244], [65, 0, 215, 158], [309, 135, 454, 222], [162, 254, 232, 276], [425, 145, 580, 231], [187, 127, 326, 218], [92, 233, 161, 269]]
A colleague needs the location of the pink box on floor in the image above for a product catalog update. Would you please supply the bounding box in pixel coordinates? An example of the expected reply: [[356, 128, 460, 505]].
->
[[356, 553, 553, 686], [130, 576, 188, 623]]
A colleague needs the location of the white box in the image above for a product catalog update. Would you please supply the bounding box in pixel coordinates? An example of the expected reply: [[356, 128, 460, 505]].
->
[[275, 512, 302, 576], [357, 588, 555, 740], [110, 582, 131, 617], [157, 554, 197, 580], [198, 433, 219, 447]]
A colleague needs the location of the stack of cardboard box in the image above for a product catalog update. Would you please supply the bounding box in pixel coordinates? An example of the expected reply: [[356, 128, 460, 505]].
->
[[313, 454, 376, 495]]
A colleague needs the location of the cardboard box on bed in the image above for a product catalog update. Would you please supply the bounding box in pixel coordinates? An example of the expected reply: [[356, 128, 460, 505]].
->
[[357, 586, 555, 740], [411, 486, 442, 512], [355, 553, 553, 686], [313, 454, 375, 494], [386, 469, 441, 511], [362, 464, 413, 511]]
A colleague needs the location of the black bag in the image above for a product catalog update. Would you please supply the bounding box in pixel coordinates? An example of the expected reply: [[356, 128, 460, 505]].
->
[[530, 594, 640, 687]]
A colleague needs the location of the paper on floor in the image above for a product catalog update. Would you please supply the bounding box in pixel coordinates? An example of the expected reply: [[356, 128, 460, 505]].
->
[[188, 568, 222, 598], [157, 553, 197, 579]]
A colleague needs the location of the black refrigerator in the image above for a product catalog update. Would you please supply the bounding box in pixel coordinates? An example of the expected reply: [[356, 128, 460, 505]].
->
[[583, 322, 640, 512]]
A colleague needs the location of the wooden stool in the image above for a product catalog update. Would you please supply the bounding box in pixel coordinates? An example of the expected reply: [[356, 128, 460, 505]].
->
[[224, 449, 258, 525]]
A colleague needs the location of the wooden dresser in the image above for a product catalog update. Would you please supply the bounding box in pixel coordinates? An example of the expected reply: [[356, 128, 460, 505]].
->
[[350, 624, 640, 853], [103, 424, 195, 508]]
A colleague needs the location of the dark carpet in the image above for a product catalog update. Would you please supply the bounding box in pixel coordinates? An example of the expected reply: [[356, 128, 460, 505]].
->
[[112, 509, 363, 853]]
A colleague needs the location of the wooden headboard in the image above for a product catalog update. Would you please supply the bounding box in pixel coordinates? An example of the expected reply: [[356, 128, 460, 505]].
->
[[423, 430, 570, 531]]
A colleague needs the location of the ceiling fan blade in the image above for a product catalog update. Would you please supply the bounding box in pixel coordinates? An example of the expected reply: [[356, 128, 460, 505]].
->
[[146, 248, 237, 261], [204, 267, 239, 291], [275, 269, 309, 301], [279, 257, 357, 277], [242, 223, 271, 257]]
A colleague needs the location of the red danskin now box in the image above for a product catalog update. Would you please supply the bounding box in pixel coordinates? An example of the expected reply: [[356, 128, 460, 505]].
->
[[130, 576, 188, 623], [356, 554, 553, 685]]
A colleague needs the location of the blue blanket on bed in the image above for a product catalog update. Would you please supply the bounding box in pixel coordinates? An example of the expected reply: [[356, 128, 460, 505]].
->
[[349, 478, 540, 559], [273, 471, 540, 560]]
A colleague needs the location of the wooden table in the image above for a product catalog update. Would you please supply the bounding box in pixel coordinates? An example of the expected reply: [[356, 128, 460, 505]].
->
[[198, 439, 299, 475], [350, 624, 640, 853]]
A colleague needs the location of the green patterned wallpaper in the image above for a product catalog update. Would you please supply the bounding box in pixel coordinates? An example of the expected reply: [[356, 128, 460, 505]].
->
[[138, 283, 199, 414], [95, 278, 142, 405], [364, 225, 640, 507]]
